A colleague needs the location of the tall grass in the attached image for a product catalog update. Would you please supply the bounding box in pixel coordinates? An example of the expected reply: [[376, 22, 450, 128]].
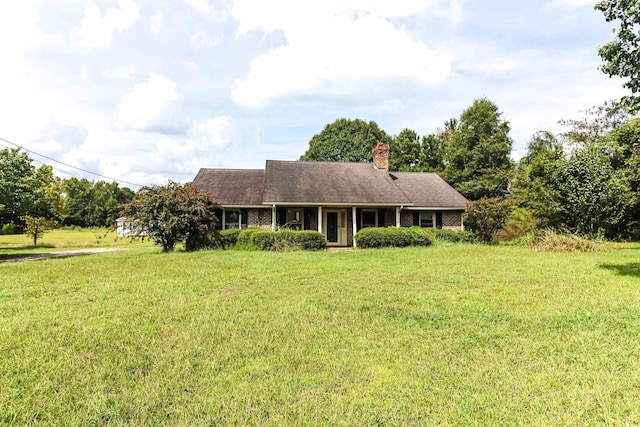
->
[[1, 244, 640, 424]]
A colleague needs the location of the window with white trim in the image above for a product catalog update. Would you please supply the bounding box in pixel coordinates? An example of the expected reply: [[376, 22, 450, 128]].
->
[[419, 211, 434, 228], [286, 208, 303, 230]]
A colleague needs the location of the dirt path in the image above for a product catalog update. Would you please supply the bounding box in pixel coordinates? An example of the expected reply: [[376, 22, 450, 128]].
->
[[0, 248, 130, 264]]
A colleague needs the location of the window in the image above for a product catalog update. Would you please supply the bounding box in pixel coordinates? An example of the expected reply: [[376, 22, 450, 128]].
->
[[224, 210, 240, 229], [419, 211, 434, 228], [361, 209, 377, 228], [286, 209, 303, 230]]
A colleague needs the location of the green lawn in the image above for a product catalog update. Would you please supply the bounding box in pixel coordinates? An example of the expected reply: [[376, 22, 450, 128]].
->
[[1, 242, 640, 425], [0, 229, 151, 260]]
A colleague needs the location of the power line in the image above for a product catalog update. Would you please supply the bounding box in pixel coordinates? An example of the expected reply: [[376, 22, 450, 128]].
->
[[0, 136, 144, 188], [0, 140, 87, 181]]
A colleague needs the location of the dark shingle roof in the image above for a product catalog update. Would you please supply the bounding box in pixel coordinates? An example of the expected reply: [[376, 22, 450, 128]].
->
[[391, 172, 469, 208], [263, 161, 411, 205], [191, 168, 265, 205], [191, 162, 468, 208]]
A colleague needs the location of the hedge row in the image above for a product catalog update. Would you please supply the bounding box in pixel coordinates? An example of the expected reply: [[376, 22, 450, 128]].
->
[[355, 227, 433, 249], [224, 228, 327, 251]]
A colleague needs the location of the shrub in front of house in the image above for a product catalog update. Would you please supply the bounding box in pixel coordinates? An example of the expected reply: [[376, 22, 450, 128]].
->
[[236, 227, 263, 250], [406, 227, 434, 247], [355, 227, 433, 249], [220, 228, 241, 249], [433, 229, 475, 243], [295, 231, 327, 251], [273, 229, 297, 251], [251, 230, 276, 250]]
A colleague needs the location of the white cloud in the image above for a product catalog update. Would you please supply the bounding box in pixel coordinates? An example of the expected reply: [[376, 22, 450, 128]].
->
[[189, 28, 220, 47], [182, 0, 214, 16], [116, 74, 181, 130], [231, 1, 452, 107], [103, 65, 137, 80], [190, 116, 232, 147], [80, 65, 90, 80], [77, 0, 140, 48], [547, 0, 597, 8], [149, 10, 164, 35]]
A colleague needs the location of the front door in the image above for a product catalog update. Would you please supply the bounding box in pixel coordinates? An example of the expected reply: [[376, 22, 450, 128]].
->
[[324, 209, 348, 246]]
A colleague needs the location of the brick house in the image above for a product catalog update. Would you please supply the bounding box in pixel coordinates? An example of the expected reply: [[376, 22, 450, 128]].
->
[[192, 143, 468, 247]]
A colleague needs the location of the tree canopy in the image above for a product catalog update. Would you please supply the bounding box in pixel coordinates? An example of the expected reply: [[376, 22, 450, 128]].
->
[[300, 118, 391, 163], [442, 98, 514, 200], [596, 1, 640, 113], [125, 181, 218, 252]]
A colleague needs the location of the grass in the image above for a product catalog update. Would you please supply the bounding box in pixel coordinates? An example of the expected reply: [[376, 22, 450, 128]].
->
[[1, 241, 640, 425], [0, 229, 151, 259]]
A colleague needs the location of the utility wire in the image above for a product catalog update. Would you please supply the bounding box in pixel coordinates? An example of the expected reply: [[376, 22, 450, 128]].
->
[[0, 140, 87, 181], [0, 136, 144, 188]]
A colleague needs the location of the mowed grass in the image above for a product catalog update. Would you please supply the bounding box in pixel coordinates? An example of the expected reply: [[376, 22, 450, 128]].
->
[[0, 229, 151, 259], [1, 243, 640, 425]]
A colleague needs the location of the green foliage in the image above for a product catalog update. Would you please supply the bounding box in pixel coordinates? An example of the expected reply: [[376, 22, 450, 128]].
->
[[595, 1, 640, 113], [236, 227, 263, 249], [23, 216, 57, 246], [300, 118, 391, 162], [220, 228, 241, 249], [355, 227, 432, 248], [550, 148, 630, 238], [62, 178, 134, 227], [0, 148, 62, 227], [418, 133, 446, 172], [389, 128, 421, 171], [442, 98, 514, 200], [251, 230, 276, 250], [405, 226, 435, 246], [295, 230, 327, 251], [125, 181, 218, 252], [464, 197, 513, 244], [0, 223, 19, 235], [433, 228, 476, 243], [497, 207, 541, 242]]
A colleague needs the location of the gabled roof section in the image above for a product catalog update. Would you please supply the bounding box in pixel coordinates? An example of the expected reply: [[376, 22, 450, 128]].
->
[[391, 172, 469, 208], [192, 168, 265, 206], [263, 161, 412, 205]]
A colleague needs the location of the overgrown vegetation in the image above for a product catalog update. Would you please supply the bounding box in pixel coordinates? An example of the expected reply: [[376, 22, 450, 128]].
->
[[527, 229, 607, 252]]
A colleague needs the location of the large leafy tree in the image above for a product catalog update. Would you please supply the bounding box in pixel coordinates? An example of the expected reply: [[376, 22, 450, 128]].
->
[[62, 178, 134, 227], [125, 181, 218, 252], [596, 1, 640, 113], [389, 128, 421, 171], [442, 98, 514, 200], [0, 148, 62, 228], [300, 118, 391, 163], [551, 147, 630, 237], [512, 131, 565, 227]]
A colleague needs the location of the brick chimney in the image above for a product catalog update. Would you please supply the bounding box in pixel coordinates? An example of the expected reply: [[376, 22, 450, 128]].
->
[[372, 142, 390, 172]]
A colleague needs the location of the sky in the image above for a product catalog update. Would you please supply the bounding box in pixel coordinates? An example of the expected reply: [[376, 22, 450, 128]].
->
[[0, 0, 629, 189]]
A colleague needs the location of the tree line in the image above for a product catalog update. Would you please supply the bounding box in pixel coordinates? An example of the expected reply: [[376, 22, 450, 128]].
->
[[0, 147, 134, 234], [300, 98, 639, 241]]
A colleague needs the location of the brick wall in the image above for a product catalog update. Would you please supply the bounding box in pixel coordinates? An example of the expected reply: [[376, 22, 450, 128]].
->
[[442, 211, 463, 230], [247, 208, 272, 230]]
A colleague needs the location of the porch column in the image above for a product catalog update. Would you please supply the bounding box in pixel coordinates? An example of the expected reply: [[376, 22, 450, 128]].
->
[[271, 205, 277, 231], [352, 207, 357, 248], [317, 206, 323, 233], [396, 207, 401, 227]]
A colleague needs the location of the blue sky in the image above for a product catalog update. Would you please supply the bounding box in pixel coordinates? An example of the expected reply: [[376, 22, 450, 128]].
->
[[0, 0, 628, 188]]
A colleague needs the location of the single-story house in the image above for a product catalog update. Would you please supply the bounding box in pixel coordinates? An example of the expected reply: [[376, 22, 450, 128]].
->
[[191, 143, 468, 247], [116, 217, 147, 237]]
